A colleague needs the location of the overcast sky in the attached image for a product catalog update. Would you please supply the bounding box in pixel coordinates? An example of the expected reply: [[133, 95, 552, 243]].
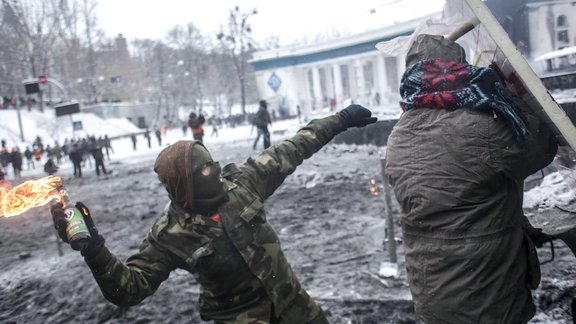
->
[[96, 0, 445, 45]]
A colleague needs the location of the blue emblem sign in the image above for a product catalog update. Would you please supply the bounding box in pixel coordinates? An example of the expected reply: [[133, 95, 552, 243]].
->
[[72, 121, 83, 131], [267, 72, 282, 93]]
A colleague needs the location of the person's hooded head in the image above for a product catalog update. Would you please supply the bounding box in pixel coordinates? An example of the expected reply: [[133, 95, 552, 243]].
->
[[154, 140, 227, 214], [405, 34, 467, 68]]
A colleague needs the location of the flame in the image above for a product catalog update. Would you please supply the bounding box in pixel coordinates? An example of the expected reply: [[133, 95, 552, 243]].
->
[[0, 175, 63, 217], [369, 178, 379, 196]]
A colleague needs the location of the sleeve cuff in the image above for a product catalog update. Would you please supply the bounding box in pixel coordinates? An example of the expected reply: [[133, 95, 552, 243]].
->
[[84, 246, 114, 276]]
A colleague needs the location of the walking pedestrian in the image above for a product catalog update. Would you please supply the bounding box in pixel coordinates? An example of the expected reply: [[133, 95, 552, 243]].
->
[[188, 113, 205, 143], [131, 134, 137, 151], [102, 135, 114, 160], [24, 146, 34, 170], [181, 121, 188, 137], [144, 130, 152, 149], [33, 147, 42, 163], [10, 147, 22, 178], [1, 145, 11, 176], [88, 137, 108, 176], [69, 142, 83, 178], [155, 128, 162, 147], [252, 100, 272, 150], [297, 105, 302, 124]]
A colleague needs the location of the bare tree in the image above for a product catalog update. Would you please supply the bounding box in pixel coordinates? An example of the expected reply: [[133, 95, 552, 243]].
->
[[166, 22, 207, 113], [53, 0, 98, 103], [205, 49, 238, 117], [2, 0, 64, 111], [132, 40, 177, 128], [53, 0, 81, 88], [0, 1, 262, 123], [260, 35, 281, 50], [131, 38, 158, 102], [217, 6, 257, 119], [79, 0, 100, 103], [0, 3, 28, 101]]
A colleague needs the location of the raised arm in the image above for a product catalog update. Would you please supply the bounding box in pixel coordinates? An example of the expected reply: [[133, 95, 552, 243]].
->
[[238, 105, 377, 200]]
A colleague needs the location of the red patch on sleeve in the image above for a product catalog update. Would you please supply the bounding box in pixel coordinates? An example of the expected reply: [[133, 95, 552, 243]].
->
[[210, 213, 221, 223]]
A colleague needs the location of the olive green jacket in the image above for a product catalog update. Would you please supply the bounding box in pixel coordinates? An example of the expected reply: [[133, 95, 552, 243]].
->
[[85, 115, 344, 322], [385, 105, 557, 323]]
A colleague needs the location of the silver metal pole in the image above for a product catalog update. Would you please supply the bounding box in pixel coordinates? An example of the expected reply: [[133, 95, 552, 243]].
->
[[13, 83, 25, 142], [380, 157, 397, 263]]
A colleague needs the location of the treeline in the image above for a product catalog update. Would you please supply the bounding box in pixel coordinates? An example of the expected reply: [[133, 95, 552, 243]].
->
[[0, 1, 267, 121]]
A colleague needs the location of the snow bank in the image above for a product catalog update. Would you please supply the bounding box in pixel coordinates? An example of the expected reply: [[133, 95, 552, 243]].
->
[[524, 171, 576, 209], [0, 107, 142, 147]]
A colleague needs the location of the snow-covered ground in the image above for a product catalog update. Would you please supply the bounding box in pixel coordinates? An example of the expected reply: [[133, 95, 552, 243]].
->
[[1, 104, 576, 323], [0, 103, 404, 174]]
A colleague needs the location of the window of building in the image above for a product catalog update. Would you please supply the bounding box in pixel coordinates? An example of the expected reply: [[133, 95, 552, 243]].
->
[[557, 15, 568, 27], [558, 30, 569, 43]]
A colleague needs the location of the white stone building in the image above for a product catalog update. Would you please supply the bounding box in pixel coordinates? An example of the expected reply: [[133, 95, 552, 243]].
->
[[249, 0, 576, 117], [249, 14, 439, 117], [526, 0, 576, 59]]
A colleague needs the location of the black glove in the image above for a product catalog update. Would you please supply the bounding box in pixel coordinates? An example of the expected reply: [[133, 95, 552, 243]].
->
[[51, 201, 105, 259], [338, 104, 378, 129]]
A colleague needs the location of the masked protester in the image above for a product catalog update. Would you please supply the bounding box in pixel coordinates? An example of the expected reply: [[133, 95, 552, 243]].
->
[[52, 105, 377, 323], [385, 34, 558, 323]]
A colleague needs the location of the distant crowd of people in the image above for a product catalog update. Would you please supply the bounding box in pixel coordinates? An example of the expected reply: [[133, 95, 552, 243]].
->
[[3, 103, 314, 182], [0, 96, 37, 111], [0, 134, 114, 180]]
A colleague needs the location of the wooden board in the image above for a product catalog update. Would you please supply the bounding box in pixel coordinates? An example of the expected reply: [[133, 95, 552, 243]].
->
[[444, 0, 576, 150]]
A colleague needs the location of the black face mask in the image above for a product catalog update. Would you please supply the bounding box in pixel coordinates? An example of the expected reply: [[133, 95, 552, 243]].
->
[[192, 161, 228, 214]]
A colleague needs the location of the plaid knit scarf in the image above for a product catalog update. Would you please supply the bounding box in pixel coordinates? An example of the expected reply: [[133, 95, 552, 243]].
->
[[400, 59, 529, 145]]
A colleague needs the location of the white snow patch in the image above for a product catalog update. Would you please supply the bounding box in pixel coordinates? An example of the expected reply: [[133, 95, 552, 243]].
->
[[524, 171, 576, 209]]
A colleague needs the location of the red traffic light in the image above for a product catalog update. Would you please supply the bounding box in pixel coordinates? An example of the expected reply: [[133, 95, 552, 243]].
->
[[38, 74, 47, 85]]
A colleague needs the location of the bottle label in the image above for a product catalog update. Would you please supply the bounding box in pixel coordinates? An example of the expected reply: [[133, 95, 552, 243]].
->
[[65, 208, 89, 240]]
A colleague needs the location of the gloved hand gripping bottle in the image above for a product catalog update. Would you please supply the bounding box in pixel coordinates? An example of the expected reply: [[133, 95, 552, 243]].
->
[[57, 186, 91, 251]]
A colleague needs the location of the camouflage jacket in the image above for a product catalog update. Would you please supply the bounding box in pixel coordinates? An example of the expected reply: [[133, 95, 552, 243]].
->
[[85, 115, 344, 322]]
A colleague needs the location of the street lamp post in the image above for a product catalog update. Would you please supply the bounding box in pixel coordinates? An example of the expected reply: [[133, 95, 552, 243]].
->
[[12, 83, 25, 142]]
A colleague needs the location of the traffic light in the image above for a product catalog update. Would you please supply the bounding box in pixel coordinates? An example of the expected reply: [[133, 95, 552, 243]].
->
[[39, 74, 47, 85]]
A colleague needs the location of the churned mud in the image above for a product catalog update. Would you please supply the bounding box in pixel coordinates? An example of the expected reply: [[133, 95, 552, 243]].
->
[[0, 138, 574, 323]]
